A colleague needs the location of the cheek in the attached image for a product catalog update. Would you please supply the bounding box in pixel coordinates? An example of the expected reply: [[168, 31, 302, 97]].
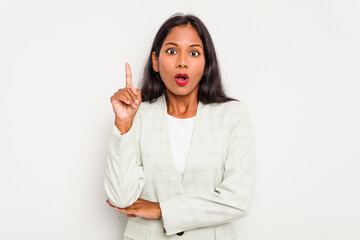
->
[[158, 58, 174, 86], [193, 59, 205, 77], [159, 55, 172, 69]]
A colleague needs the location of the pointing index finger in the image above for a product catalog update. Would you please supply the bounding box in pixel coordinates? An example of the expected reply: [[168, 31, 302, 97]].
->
[[125, 62, 132, 88]]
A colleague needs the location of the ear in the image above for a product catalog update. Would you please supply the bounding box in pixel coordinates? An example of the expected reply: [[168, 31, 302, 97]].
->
[[152, 51, 159, 72]]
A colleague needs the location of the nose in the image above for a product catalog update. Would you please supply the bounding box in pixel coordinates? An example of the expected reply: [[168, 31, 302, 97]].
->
[[177, 63, 187, 68], [176, 52, 188, 68]]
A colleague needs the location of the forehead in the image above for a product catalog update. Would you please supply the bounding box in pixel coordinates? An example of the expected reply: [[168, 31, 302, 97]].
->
[[162, 24, 203, 46]]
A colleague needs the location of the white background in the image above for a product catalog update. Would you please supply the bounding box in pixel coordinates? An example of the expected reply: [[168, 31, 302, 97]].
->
[[1, 0, 359, 239]]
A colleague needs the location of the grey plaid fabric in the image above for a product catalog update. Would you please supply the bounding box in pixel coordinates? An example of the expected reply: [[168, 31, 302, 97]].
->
[[104, 93, 256, 240]]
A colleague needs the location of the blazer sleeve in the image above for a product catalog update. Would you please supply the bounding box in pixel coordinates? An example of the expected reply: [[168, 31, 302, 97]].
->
[[159, 102, 256, 236], [104, 110, 145, 208]]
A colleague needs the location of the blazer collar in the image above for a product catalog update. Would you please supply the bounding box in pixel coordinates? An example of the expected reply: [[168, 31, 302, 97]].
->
[[157, 93, 205, 115]]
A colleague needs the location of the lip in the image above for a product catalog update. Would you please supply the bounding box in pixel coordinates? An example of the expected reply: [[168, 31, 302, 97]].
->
[[175, 78, 189, 86], [174, 73, 189, 79], [174, 73, 189, 86]]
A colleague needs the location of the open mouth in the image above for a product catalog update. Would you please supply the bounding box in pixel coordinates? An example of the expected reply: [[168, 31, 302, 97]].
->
[[174, 73, 189, 86], [175, 76, 188, 81], [175, 73, 189, 80]]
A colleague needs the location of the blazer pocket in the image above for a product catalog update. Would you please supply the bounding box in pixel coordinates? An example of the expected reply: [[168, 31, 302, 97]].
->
[[123, 218, 150, 240], [214, 222, 236, 240]]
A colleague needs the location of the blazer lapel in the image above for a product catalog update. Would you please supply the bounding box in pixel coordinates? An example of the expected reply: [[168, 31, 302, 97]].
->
[[157, 94, 205, 189]]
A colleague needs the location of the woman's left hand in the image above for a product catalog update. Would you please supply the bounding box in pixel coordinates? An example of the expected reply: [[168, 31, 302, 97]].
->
[[106, 198, 162, 219]]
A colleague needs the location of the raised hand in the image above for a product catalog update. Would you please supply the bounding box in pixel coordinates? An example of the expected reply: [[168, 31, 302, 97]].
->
[[110, 63, 142, 133]]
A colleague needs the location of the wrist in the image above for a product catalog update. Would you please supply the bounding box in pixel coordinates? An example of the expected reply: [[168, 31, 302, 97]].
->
[[114, 118, 133, 135], [157, 202, 162, 218]]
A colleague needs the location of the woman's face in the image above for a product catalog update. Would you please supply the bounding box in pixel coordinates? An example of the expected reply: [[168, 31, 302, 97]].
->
[[152, 24, 205, 97]]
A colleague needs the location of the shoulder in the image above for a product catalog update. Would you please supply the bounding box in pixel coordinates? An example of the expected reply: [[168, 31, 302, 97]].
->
[[137, 97, 163, 117], [203, 100, 250, 118]]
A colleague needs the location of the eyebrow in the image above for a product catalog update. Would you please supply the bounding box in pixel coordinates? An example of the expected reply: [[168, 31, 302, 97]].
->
[[164, 42, 203, 49]]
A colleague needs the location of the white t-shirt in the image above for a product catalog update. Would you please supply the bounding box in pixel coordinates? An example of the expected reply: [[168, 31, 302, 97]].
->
[[167, 114, 196, 182]]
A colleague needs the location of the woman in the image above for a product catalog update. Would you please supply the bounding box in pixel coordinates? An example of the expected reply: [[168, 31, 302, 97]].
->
[[104, 13, 256, 240]]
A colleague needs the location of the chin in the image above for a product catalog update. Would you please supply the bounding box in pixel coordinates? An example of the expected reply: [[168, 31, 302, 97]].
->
[[167, 87, 192, 96], [173, 88, 199, 98]]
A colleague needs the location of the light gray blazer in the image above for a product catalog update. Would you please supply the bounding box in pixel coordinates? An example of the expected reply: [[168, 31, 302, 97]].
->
[[104, 93, 256, 240]]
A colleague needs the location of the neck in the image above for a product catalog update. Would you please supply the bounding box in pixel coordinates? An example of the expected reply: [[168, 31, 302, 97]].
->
[[165, 88, 199, 119]]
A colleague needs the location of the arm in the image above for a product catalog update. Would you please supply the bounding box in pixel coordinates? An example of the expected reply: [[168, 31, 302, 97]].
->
[[104, 110, 145, 208], [159, 102, 256, 236]]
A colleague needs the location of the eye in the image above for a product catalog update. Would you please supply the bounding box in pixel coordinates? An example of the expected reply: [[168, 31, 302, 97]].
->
[[190, 51, 200, 57], [166, 48, 177, 55]]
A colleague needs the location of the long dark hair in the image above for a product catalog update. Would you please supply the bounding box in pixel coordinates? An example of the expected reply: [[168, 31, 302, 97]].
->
[[139, 13, 238, 104]]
